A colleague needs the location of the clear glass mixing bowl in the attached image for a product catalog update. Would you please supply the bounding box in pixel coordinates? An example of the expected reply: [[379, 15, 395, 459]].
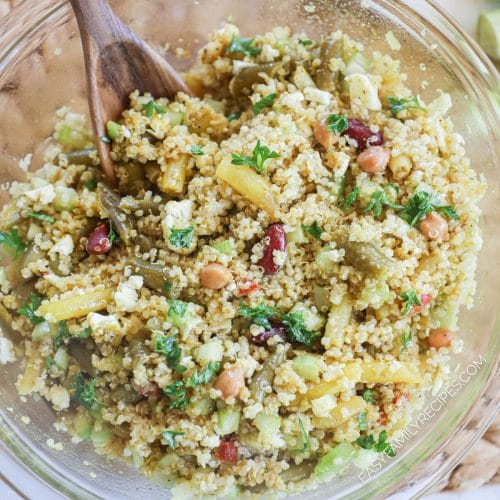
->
[[0, 1, 498, 498]]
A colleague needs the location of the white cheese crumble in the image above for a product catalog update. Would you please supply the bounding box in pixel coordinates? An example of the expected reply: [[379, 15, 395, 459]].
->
[[311, 394, 337, 417], [114, 275, 144, 312], [345, 74, 381, 111], [49, 235, 74, 257], [88, 312, 120, 332], [281, 92, 304, 108], [49, 385, 70, 410], [24, 184, 55, 205], [304, 87, 332, 105], [272, 249, 287, 267], [162, 199, 193, 239], [0, 337, 15, 364]]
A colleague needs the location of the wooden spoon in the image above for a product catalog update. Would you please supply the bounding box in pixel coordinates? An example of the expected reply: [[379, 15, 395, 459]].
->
[[69, 0, 192, 185]]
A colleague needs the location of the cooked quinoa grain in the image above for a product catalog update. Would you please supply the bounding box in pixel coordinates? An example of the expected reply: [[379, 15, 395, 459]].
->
[[0, 24, 486, 497]]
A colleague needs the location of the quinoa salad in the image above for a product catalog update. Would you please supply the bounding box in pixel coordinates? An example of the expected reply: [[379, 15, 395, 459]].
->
[[0, 23, 486, 498]]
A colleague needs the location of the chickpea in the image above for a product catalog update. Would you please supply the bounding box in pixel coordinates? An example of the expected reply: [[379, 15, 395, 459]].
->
[[428, 328, 453, 349], [200, 263, 232, 289], [357, 146, 391, 174], [314, 117, 339, 149], [419, 212, 449, 240], [214, 366, 245, 398]]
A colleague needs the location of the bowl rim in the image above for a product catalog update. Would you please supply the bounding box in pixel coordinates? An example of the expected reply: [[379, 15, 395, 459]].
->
[[0, 0, 498, 498]]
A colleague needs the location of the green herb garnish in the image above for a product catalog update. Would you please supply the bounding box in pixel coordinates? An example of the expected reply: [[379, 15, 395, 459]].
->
[[297, 417, 311, 453], [73, 373, 100, 411], [231, 140, 280, 174], [162, 282, 173, 293], [399, 191, 459, 227], [362, 389, 379, 404], [26, 211, 55, 224], [168, 300, 188, 320], [0, 228, 27, 259], [252, 93, 277, 116], [401, 331, 412, 352], [17, 292, 43, 326], [325, 114, 348, 135], [168, 226, 195, 249], [238, 302, 279, 329], [162, 430, 185, 448], [281, 311, 318, 347], [154, 333, 186, 374], [356, 430, 396, 457], [45, 356, 55, 371], [83, 178, 98, 190], [357, 411, 369, 431], [190, 145, 205, 156], [364, 190, 403, 217], [54, 320, 70, 348], [387, 96, 425, 117], [298, 39, 313, 46], [338, 187, 360, 212], [163, 381, 189, 410], [302, 221, 323, 240], [400, 290, 421, 316], [107, 221, 119, 244], [142, 100, 166, 118], [226, 36, 261, 57], [77, 327, 92, 339], [227, 111, 242, 122], [186, 361, 221, 388]]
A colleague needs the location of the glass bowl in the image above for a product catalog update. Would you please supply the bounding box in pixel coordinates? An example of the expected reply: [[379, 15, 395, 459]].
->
[[0, 0, 498, 498]]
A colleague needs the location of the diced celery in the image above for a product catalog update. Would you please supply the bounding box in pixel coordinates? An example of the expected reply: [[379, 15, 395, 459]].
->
[[358, 179, 379, 206], [91, 426, 112, 446], [315, 246, 337, 274], [32, 321, 57, 342], [73, 412, 93, 439], [166, 109, 184, 126], [293, 353, 325, 382], [195, 339, 224, 364], [290, 303, 325, 331], [430, 298, 459, 330], [190, 396, 215, 416], [314, 442, 357, 480], [211, 239, 234, 254], [343, 52, 372, 76], [217, 407, 241, 435], [204, 98, 225, 114], [53, 347, 69, 371], [360, 281, 393, 309], [287, 225, 307, 244], [254, 413, 281, 442], [106, 120, 121, 140], [54, 186, 78, 212]]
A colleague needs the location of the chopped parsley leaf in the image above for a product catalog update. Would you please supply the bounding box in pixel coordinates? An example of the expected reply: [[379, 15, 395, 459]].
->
[[226, 36, 261, 57], [387, 96, 425, 117], [83, 178, 98, 190], [77, 327, 92, 339], [357, 411, 369, 431], [45, 356, 55, 371], [325, 114, 348, 135], [162, 282, 173, 293], [362, 389, 379, 404], [364, 190, 403, 217], [26, 211, 55, 224], [163, 380, 189, 410], [168, 226, 195, 249], [154, 333, 186, 374], [338, 187, 360, 212], [168, 300, 188, 320], [238, 302, 279, 329], [399, 191, 459, 227], [17, 292, 43, 325], [227, 111, 242, 122], [281, 311, 318, 347], [141, 100, 166, 118], [356, 430, 396, 457], [252, 93, 277, 116], [298, 39, 313, 46], [162, 430, 185, 448], [107, 221, 119, 244], [400, 290, 421, 316], [190, 145, 205, 156], [186, 361, 221, 388], [297, 417, 311, 453], [0, 228, 27, 259], [73, 373, 100, 411], [302, 221, 323, 240], [401, 331, 412, 352], [231, 140, 280, 174], [54, 320, 70, 348]]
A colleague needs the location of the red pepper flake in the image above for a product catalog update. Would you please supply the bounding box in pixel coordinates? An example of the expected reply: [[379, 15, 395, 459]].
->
[[236, 278, 259, 296]]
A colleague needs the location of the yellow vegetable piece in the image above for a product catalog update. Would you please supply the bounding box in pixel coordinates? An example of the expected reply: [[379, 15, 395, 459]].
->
[[18, 353, 42, 396], [37, 288, 114, 322], [324, 297, 352, 348], [216, 160, 279, 220], [359, 359, 422, 385], [312, 396, 366, 429], [160, 155, 188, 194]]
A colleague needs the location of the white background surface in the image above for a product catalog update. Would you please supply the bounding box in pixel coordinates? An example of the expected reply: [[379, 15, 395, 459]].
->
[[0, 0, 498, 499]]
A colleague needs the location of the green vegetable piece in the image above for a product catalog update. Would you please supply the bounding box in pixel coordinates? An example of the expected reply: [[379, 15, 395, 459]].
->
[[252, 93, 277, 115], [167, 300, 189, 328], [73, 412, 93, 440], [298, 39, 313, 46], [387, 96, 426, 117], [190, 145, 204, 156], [231, 139, 280, 174], [399, 191, 459, 226], [154, 333, 186, 374], [106, 120, 121, 140], [227, 111, 242, 122], [478, 9, 500, 60], [281, 311, 318, 347], [54, 320, 70, 348], [297, 417, 310, 453], [54, 347, 69, 371], [169, 226, 195, 249], [343, 51, 372, 76], [401, 331, 412, 352], [162, 430, 185, 448], [0, 228, 27, 259], [314, 442, 357, 480], [163, 380, 189, 410], [293, 353, 324, 381], [362, 389, 379, 404], [18, 293, 44, 326], [186, 361, 221, 388], [211, 239, 234, 254], [325, 114, 348, 135], [26, 211, 55, 224], [356, 430, 396, 457], [302, 221, 323, 240], [141, 100, 166, 118], [338, 187, 360, 212], [217, 407, 241, 435], [77, 327, 93, 339], [73, 373, 100, 411], [238, 302, 279, 329], [364, 190, 403, 217], [400, 290, 421, 316], [226, 36, 261, 57], [162, 282, 173, 293], [358, 411, 369, 431], [45, 356, 55, 371]]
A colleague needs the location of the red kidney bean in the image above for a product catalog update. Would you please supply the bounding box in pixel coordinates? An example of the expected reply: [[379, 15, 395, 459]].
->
[[86, 221, 112, 255], [250, 324, 288, 346], [342, 119, 384, 150], [216, 440, 238, 463], [258, 224, 286, 275]]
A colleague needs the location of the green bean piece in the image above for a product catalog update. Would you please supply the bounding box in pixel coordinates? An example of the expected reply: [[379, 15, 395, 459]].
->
[[62, 149, 97, 166], [116, 163, 150, 196], [97, 185, 136, 246], [229, 62, 281, 98], [144, 162, 161, 184], [119, 196, 160, 214], [249, 344, 290, 403], [315, 38, 343, 91], [128, 257, 169, 291]]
